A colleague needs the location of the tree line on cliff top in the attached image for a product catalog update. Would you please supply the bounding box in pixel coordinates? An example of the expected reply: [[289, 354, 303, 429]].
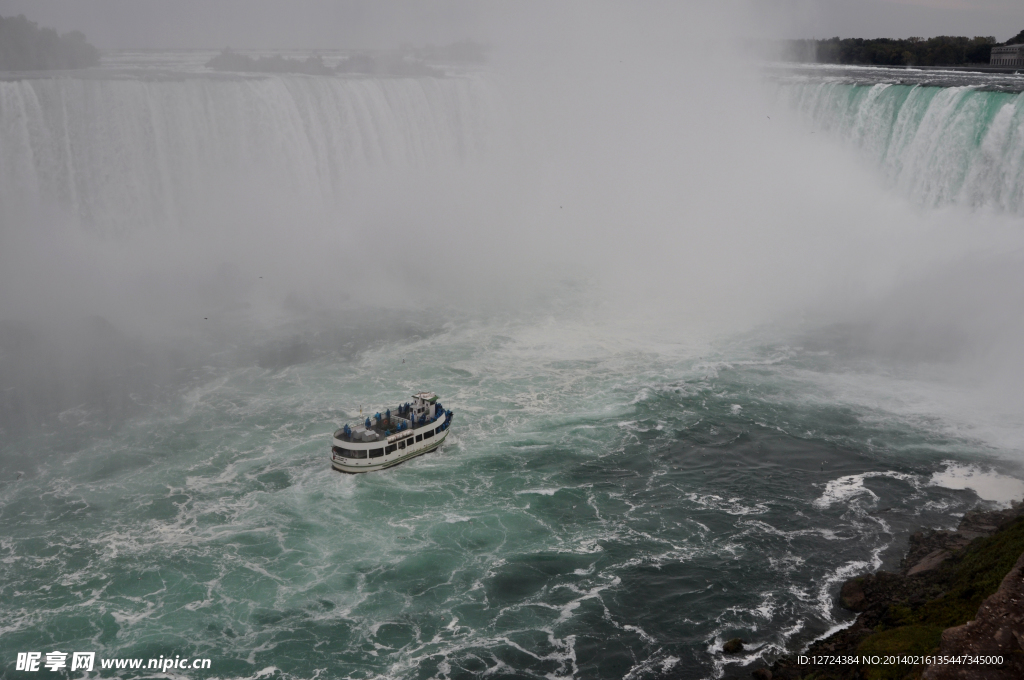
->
[[205, 49, 443, 77], [0, 14, 99, 71], [785, 29, 1024, 66], [1, 12, 487, 75], [205, 41, 487, 77]]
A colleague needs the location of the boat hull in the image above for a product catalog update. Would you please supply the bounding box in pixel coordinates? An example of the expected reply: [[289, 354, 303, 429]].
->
[[331, 427, 451, 473]]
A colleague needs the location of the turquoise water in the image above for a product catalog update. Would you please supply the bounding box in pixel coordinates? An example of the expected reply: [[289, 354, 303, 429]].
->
[[2, 316, 1018, 679]]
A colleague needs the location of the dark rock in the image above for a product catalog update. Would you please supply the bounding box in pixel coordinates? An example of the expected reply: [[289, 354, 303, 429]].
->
[[958, 506, 1024, 535], [839, 577, 866, 610], [907, 548, 953, 575], [901, 530, 971, 574], [723, 638, 744, 654], [751, 669, 772, 680], [993, 627, 1013, 647], [899, 504, 1024, 577]]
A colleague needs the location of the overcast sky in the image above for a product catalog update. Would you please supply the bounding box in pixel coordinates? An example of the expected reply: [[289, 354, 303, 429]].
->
[[782, 0, 1024, 41], [0, 0, 1022, 49]]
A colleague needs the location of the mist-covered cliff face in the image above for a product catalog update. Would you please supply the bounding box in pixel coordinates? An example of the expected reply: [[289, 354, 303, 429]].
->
[[0, 74, 495, 235], [780, 82, 1024, 215], [0, 72, 500, 441], [6, 73, 1024, 241]]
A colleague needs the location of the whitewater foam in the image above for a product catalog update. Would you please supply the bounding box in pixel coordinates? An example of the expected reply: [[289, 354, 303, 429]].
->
[[812, 472, 920, 510], [929, 462, 1024, 506]]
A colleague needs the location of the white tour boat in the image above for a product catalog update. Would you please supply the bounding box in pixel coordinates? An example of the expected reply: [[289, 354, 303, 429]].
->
[[331, 392, 454, 473]]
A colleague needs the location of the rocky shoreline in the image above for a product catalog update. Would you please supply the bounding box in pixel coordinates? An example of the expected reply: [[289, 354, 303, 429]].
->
[[752, 501, 1024, 680]]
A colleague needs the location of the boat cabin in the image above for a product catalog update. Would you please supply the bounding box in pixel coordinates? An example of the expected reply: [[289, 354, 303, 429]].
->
[[330, 391, 454, 473]]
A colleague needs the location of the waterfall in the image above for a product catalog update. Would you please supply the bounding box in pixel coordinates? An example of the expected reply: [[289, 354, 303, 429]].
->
[[780, 82, 1024, 214], [0, 74, 495, 234]]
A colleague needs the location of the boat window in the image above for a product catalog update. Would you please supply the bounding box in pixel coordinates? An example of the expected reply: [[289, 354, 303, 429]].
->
[[385, 444, 397, 454], [398, 440, 406, 449], [369, 448, 384, 458], [423, 430, 434, 440], [415, 434, 423, 442]]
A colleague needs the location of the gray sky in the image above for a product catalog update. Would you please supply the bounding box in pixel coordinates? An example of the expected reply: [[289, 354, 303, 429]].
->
[[779, 0, 1024, 41], [0, 1, 487, 49], [0, 0, 1022, 49]]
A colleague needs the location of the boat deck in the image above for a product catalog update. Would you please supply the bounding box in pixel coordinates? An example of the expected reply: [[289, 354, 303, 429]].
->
[[335, 408, 437, 443]]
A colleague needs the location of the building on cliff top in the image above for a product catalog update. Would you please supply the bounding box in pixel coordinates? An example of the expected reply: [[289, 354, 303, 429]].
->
[[990, 44, 1024, 66]]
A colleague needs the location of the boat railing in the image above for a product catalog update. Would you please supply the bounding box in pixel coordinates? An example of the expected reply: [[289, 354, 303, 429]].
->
[[335, 406, 446, 442]]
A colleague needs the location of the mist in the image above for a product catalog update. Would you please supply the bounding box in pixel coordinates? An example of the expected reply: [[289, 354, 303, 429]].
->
[[3, 1, 1024, 452]]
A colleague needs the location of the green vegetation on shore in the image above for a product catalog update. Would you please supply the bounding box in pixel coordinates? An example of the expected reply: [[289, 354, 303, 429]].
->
[[782, 30, 1024, 66], [1005, 30, 1024, 46], [853, 518, 1024, 679], [0, 14, 99, 71]]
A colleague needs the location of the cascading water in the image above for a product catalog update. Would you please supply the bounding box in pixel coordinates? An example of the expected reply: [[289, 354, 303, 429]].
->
[[0, 74, 494, 234], [778, 80, 1024, 214]]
